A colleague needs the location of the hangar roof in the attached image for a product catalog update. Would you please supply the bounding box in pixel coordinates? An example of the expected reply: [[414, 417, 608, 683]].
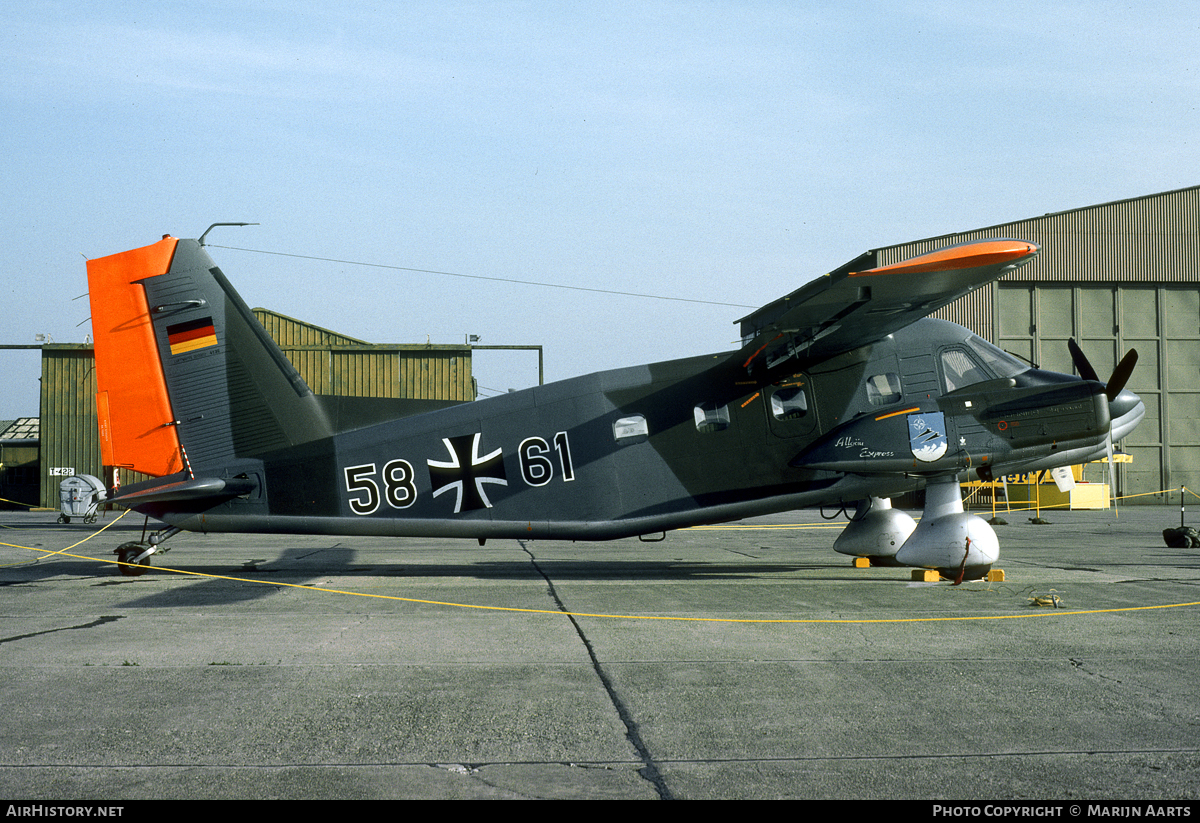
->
[[0, 417, 38, 442], [876, 184, 1200, 283]]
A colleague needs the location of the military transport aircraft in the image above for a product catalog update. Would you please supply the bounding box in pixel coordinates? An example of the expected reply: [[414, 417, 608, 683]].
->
[[86, 232, 1144, 580]]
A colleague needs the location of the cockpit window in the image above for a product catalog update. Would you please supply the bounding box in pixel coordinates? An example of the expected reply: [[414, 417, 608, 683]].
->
[[940, 348, 989, 392], [964, 334, 1031, 379], [940, 336, 1032, 392]]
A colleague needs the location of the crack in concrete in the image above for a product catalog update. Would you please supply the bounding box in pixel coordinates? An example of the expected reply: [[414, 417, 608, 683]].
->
[[518, 541, 673, 800]]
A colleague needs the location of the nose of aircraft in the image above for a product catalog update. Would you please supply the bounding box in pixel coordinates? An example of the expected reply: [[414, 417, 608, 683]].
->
[[1108, 386, 1145, 441]]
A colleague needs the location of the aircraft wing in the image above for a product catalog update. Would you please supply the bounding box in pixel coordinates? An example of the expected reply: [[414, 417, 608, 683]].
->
[[737, 238, 1038, 373]]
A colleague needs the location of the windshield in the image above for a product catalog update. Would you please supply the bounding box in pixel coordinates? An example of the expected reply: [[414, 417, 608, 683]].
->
[[964, 334, 1031, 379]]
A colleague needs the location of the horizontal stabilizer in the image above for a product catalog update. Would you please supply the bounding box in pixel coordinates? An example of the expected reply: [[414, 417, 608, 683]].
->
[[112, 475, 257, 506]]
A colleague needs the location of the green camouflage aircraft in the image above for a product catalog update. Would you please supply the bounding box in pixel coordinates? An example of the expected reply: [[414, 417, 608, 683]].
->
[[86, 233, 1142, 580]]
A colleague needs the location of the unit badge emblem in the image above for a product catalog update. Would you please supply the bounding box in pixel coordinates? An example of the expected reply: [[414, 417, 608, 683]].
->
[[908, 412, 948, 463]]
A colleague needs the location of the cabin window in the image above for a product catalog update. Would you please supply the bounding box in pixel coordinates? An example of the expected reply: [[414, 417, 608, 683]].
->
[[865, 373, 902, 406], [694, 402, 730, 433], [613, 414, 649, 443], [940, 348, 989, 392], [770, 387, 808, 420]]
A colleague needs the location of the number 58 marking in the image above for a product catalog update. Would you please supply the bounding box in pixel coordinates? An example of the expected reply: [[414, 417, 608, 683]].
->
[[344, 460, 417, 515]]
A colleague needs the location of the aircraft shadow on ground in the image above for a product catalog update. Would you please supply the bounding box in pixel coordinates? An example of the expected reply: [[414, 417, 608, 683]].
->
[[92, 547, 858, 608]]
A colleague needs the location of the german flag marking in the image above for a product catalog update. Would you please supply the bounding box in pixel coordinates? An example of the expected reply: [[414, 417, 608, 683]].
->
[[167, 317, 218, 355]]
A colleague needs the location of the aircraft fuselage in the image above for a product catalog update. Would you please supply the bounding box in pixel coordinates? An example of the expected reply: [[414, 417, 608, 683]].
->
[[140, 317, 1131, 542]]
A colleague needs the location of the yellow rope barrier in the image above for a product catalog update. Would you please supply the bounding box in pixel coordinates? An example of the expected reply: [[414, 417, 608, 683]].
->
[[0, 509, 130, 565], [3, 514, 1197, 625]]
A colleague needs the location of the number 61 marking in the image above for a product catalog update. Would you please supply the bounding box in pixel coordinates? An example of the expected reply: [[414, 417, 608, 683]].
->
[[518, 431, 575, 487]]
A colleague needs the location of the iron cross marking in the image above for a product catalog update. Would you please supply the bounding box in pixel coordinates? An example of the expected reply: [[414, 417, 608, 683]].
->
[[427, 433, 508, 513]]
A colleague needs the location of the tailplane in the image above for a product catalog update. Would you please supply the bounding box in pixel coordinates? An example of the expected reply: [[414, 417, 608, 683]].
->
[[88, 236, 332, 479]]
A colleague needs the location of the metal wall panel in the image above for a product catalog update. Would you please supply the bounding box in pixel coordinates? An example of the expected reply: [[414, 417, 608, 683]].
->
[[331, 350, 397, 397], [38, 346, 102, 507], [398, 351, 472, 400], [253, 310, 368, 346], [930, 286, 992, 338], [282, 348, 334, 395], [257, 306, 473, 401]]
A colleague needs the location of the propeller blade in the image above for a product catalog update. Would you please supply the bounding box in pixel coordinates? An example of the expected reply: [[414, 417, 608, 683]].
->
[[1068, 338, 1100, 382], [1106, 435, 1118, 517], [1106, 348, 1139, 402], [1069, 339, 1138, 402], [1068, 340, 1134, 516]]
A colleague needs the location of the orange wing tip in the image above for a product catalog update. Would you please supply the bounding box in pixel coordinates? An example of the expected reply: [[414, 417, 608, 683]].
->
[[853, 239, 1039, 277]]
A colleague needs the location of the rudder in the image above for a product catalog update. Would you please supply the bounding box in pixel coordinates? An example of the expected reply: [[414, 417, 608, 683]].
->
[[89, 237, 184, 477]]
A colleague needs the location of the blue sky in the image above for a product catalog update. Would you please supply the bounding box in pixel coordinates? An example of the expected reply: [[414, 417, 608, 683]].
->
[[2, 1, 1196, 418]]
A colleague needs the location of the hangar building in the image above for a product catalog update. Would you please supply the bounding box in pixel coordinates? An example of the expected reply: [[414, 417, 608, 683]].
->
[[875, 184, 1198, 500]]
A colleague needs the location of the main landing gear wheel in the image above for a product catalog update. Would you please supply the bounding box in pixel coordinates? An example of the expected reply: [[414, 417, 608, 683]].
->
[[115, 542, 153, 576]]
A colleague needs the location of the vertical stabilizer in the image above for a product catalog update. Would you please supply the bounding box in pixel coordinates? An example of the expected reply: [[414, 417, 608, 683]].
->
[[88, 237, 333, 478]]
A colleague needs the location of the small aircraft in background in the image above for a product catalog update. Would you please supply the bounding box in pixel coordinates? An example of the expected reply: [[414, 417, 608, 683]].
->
[[86, 232, 1143, 579]]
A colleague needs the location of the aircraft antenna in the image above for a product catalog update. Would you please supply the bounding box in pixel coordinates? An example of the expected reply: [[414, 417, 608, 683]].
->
[[198, 222, 259, 246]]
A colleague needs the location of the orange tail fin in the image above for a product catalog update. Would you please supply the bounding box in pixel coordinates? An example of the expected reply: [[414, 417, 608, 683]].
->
[[88, 237, 184, 477]]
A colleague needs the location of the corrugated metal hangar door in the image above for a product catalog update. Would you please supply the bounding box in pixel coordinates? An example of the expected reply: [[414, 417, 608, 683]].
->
[[996, 282, 1200, 499]]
